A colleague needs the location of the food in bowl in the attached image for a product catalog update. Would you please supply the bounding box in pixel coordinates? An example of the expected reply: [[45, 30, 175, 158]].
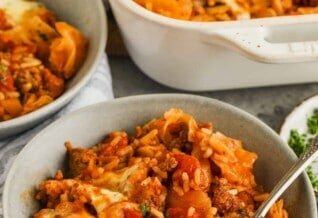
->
[[134, 0, 318, 21], [33, 108, 287, 218], [0, 0, 87, 121], [288, 108, 318, 193]]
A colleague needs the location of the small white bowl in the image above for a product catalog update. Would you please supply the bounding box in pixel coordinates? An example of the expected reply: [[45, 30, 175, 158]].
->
[[3, 94, 317, 217], [280, 94, 318, 182], [0, 0, 107, 139]]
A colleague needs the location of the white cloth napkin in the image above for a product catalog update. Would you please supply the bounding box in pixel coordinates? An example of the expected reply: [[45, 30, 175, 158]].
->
[[0, 54, 114, 215]]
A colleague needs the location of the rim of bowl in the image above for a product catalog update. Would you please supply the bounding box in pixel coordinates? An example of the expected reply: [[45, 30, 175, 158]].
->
[[0, 0, 107, 132], [279, 93, 318, 138], [3, 93, 317, 217], [114, 0, 318, 29]]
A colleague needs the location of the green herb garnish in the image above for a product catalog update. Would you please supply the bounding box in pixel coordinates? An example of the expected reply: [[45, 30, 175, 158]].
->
[[308, 109, 318, 134], [0, 63, 7, 73], [288, 130, 309, 157], [0, 63, 8, 81], [139, 203, 151, 218], [237, 208, 248, 216], [307, 166, 318, 190], [288, 109, 318, 192]]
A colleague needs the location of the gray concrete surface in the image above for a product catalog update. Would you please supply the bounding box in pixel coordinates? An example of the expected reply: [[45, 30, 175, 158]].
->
[[110, 56, 318, 132]]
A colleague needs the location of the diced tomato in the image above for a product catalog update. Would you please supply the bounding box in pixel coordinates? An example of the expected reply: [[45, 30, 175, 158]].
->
[[172, 153, 200, 177], [42, 68, 65, 98], [100, 133, 129, 156], [0, 71, 15, 92], [0, 10, 11, 30], [167, 207, 186, 218], [124, 209, 142, 218]]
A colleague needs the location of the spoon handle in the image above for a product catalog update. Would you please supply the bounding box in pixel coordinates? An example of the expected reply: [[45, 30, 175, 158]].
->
[[254, 137, 318, 218]]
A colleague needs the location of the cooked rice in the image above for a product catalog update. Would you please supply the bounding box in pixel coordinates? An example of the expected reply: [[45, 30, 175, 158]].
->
[[34, 109, 288, 218], [0, 6, 87, 121]]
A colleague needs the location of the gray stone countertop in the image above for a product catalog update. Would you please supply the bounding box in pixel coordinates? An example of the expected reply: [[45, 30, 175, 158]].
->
[[109, 56, 318, 132]]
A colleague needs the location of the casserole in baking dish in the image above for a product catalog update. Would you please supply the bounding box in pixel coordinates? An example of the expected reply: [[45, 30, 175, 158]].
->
[[134, 0, 318, 21], [110, 0, 318, 91]]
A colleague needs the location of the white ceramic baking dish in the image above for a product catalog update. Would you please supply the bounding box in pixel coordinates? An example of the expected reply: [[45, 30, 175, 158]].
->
[[109, 0, 318, 91]]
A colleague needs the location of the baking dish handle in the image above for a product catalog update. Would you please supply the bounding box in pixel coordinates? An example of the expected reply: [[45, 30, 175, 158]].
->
[[202, 27, 318, 63]]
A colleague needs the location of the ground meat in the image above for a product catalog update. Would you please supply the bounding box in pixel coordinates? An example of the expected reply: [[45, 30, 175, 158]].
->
[[66, 142, 97, 177], [210, 178, 254, 217], [131, 177, 167, 211]]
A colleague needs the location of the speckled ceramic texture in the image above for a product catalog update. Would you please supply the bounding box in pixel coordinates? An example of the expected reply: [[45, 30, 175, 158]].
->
[[0, 0, 107, 139], [3, 94, 317, 217]]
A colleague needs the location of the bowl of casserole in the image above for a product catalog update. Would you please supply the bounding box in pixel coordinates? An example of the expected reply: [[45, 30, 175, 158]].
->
[[3, 94, 317, 217], [109, 0, 318, 91], [0, 0, 107, 139]]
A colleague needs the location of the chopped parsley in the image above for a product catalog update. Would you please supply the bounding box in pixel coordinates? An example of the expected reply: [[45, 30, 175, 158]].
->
[[139, 203, 151, 218], [288, 130, 309, 157], [308, 109, 318, 134], [237, 208, 248, 216], [307, 166, 318, 189], [288, 109, 318, 192], [0, 63, 8, 81]]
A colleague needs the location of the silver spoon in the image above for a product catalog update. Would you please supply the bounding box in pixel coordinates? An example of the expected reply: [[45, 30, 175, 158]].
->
[[254, 137, 318, 218]]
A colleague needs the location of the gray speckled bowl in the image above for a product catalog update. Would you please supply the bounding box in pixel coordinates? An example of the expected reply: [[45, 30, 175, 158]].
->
[[3, 94, 317, 217], [0, 0, 107, 139]]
